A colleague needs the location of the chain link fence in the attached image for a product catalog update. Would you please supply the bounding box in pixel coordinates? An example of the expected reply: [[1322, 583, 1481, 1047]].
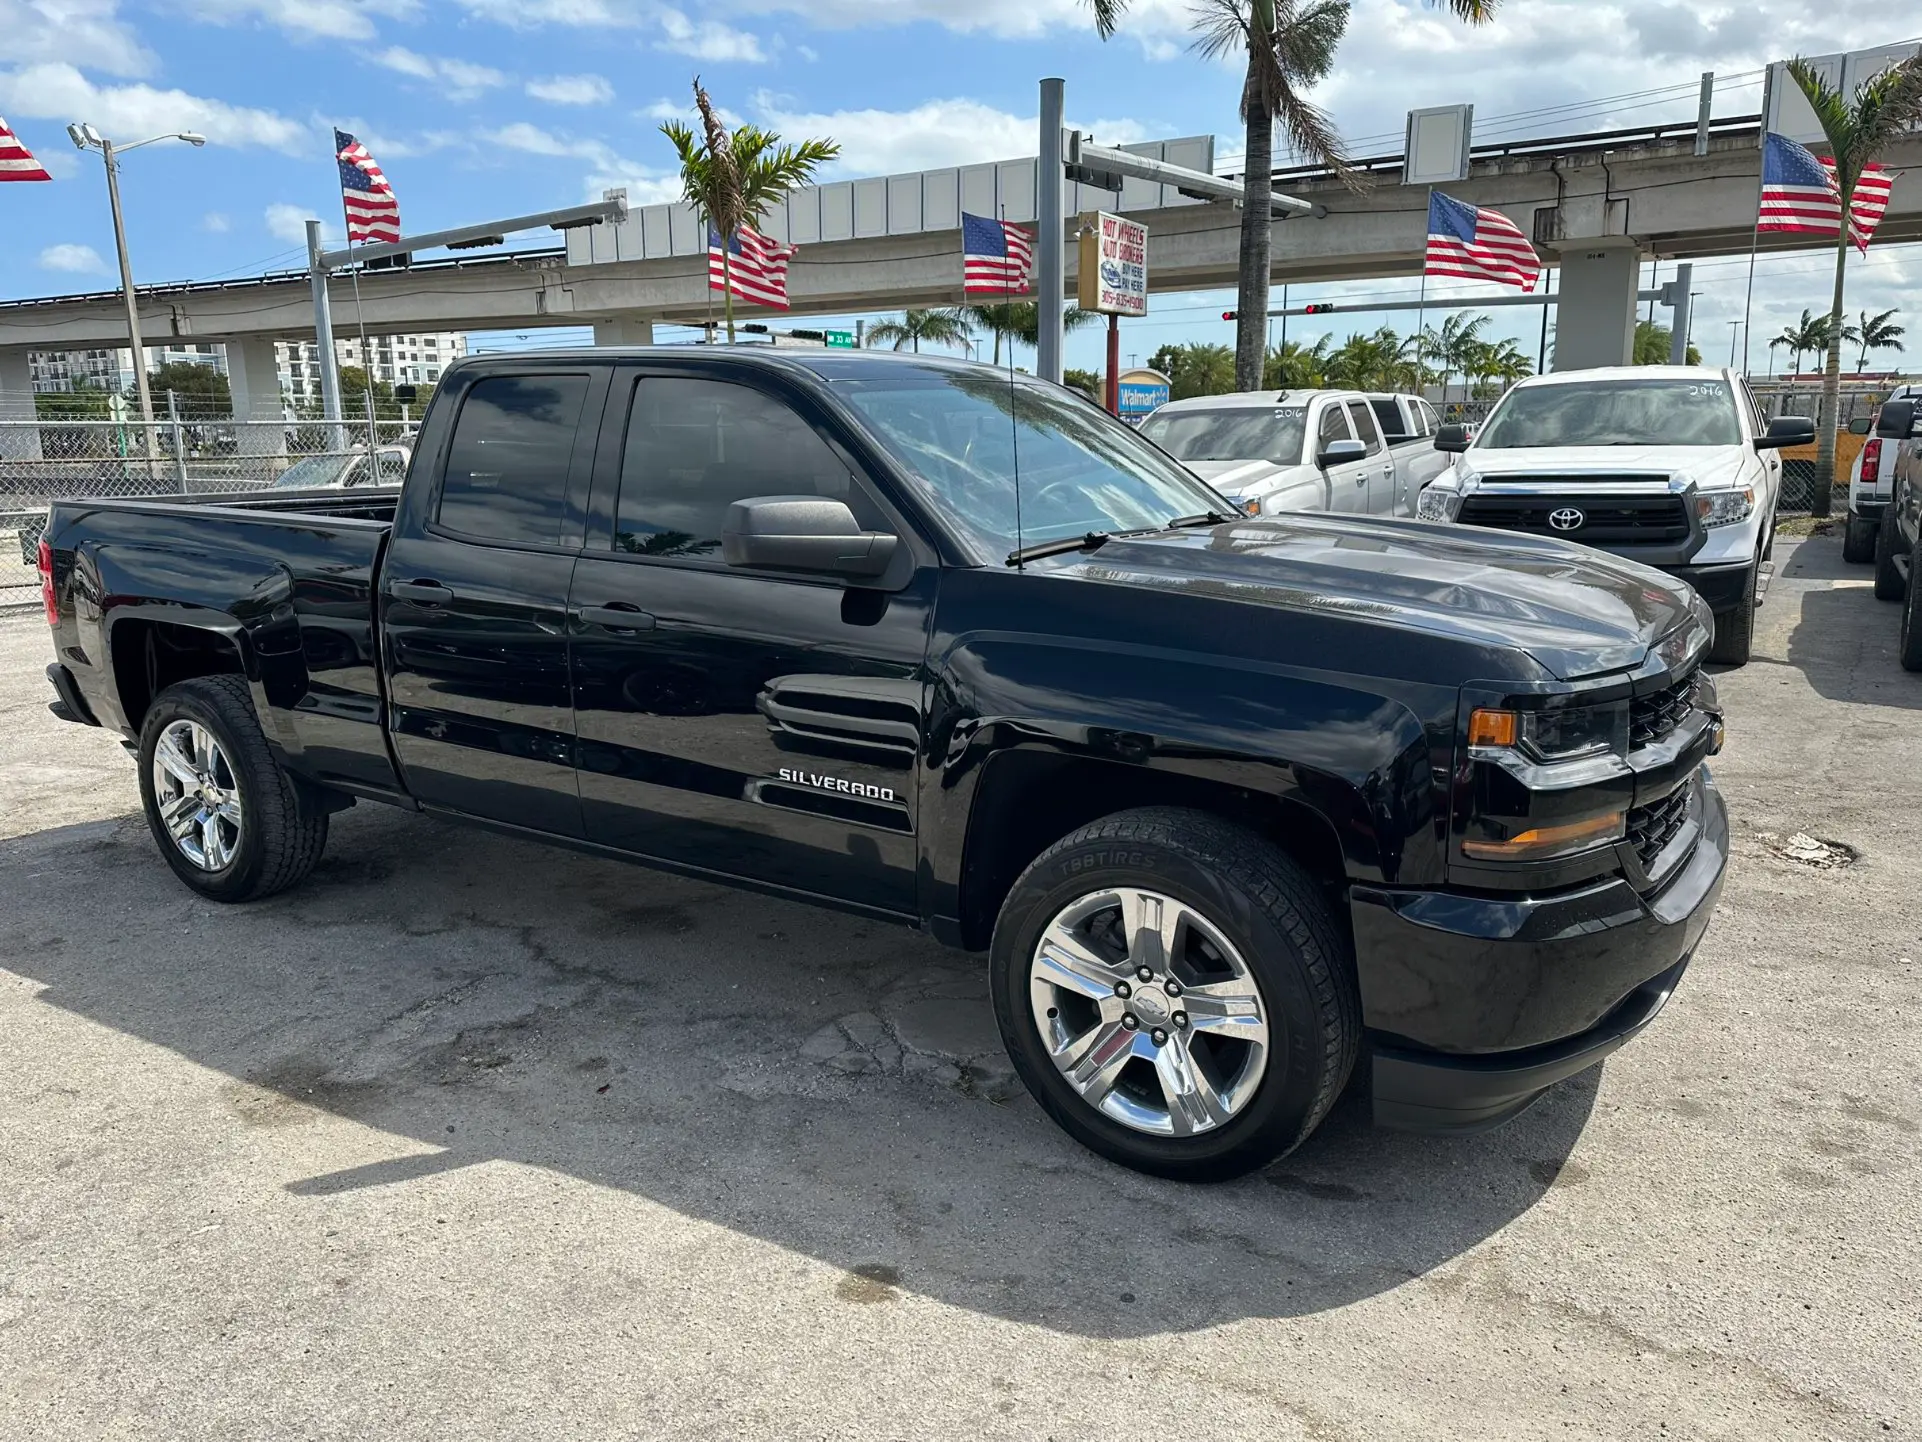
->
[[1, 416, 416, 608]]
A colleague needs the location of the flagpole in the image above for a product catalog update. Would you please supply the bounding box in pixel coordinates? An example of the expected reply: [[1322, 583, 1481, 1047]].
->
[[1740, 153, 1764, 377], [337, 167, 377, 461], [1413, 189, 1431, 401]]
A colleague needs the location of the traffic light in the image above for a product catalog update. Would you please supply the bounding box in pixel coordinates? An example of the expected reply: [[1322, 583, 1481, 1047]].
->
[[1221, 311, 1237, 321], [1303, 303, 1336, 314]]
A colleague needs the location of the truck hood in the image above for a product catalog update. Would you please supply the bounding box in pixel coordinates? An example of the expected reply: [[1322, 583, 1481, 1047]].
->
[[1052, 513, 1702, 681], [1459, 444, 1750, 488], [1185, 458, 1312, 494]]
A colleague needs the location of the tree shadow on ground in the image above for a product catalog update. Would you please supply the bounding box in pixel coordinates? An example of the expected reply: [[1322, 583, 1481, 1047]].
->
[[4, 805, 1599, 1339]]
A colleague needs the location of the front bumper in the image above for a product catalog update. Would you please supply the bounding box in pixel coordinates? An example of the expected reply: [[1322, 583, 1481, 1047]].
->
[[1354, 773, 1727, 1134], [1668, 560, 1753, 614]]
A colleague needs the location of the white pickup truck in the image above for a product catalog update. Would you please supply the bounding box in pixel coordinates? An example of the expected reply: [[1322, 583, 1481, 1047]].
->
[[1844, 382, 1922, 563], [1414, 366, 1813, 666], [1138, 388, 1431, 517]]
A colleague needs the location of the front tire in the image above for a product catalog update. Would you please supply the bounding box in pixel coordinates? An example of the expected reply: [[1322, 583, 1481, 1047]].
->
[[989, 807, 1359, 1182], [1843, 512, 1877, 564], [1707, 565, 1756, 667], [1874, 509, 1907, 601], [138, 675, 328, 901]]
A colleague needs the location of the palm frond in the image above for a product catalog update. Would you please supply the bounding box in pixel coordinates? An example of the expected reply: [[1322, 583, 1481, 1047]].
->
[[1086, 0, 1130, 38], [1430, 0, 1498, 21]]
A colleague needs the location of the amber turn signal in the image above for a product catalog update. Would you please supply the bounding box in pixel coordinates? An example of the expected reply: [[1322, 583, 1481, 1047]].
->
[[1467, 708, 1518, 748], [1461, 809, 1627, 861]]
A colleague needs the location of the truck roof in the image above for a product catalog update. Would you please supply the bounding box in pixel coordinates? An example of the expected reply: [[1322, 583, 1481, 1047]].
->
[[444, 346, 1016, 384], [1510, 365, 1735, 388]]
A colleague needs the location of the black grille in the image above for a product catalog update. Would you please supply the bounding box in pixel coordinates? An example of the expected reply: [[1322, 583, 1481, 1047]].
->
[[1459, 493, 1691, 546], [1631, 668, 1697, 750], [1627, 786, 1692, 870]]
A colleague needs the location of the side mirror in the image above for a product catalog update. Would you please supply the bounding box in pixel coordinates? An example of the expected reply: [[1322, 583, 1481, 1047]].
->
[[1433, 423, 1471, 453], [1755, 416, 1816, 450], [1848, 417, 1872, 435], [721, 496, 899, 579], [1316, 438, 1367, 469], [1874, 399, 1917, 440]]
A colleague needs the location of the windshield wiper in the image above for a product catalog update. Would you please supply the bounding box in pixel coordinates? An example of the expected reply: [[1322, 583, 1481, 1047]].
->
[[1006, 531, 1112, 566], [1164, 510, 1236, 529]]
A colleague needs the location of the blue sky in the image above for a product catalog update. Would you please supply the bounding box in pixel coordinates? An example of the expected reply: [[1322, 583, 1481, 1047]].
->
[[2, 0, 1917, 377]]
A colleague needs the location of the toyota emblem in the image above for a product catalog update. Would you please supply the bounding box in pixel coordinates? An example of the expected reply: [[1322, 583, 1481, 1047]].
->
[[1548, 507, 1586, 531]]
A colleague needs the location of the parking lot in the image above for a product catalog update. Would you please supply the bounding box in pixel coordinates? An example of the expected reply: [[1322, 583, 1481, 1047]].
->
[[1, 531, 1916, 1440]]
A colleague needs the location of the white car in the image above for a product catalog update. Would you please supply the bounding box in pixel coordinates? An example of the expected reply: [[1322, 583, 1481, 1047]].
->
[[1844, 382, 1922, 564], [1137, 388, 1422, 517], [1415, 366, 1813, 666], [269, 445, 411, 491]]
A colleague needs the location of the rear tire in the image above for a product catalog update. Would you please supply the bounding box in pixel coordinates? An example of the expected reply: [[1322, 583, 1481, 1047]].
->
[[1874, 509, 1907, 601], [1706, 565, 1756, 667], [137, 675, 328, 902], [1843, 512, 1878, 564], [989, 807, 1359, 1182], [1901, 536, 1922, 674]]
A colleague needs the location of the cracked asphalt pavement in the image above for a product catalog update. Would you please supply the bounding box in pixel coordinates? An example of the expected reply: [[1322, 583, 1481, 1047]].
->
[[1, 533, 1917, 1440]]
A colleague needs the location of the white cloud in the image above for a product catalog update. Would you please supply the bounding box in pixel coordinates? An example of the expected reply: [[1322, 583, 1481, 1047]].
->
[[39, 243, 106, 273], [374, 47, 507, 101], [449, 0, 635, 28], [656, 7, 766, 62], [729, 0, 1191, 44], [527, 73, 614, 106], [752, 94, 1153, 176], [202, 211, 231, 232], [2, 0, 155, 78], [187, 0, 419, 42], [265, 202, 320, 242], [489, 121, 684, 205], [0, 63, 308, 152]]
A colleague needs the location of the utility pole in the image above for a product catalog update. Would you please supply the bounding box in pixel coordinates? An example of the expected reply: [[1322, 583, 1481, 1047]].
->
[[1036, 77, 1066, 386], [307, 220, 343, 436]]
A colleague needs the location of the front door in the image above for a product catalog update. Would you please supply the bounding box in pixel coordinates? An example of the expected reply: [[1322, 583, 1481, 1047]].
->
[[1316, 403, 1370, 513], [569, 367, 930, 914], [1346, 400, 1399, 514], [383, 367, 606, 837]]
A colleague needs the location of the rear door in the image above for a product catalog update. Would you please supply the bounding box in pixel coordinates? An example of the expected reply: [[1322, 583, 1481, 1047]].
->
[[382, 366, 606, 837], [568, 364, 931, 914]]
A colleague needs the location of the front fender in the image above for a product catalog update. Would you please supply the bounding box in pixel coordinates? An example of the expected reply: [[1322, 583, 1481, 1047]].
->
[[919, 631, 1455, 925]]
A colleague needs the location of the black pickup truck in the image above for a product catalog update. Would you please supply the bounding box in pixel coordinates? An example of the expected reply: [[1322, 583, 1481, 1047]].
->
[[36, 349, 1729, 1180]]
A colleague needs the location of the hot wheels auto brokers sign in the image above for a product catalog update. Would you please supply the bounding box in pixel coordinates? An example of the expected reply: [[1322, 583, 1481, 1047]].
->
[[1079, 211, 1148, 316]]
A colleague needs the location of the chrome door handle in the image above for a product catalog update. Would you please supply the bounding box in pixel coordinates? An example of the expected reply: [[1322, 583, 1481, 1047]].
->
[[390, 580, 453, 605]]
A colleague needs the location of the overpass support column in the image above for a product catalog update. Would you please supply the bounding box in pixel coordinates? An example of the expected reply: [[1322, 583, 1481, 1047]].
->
[[0, 348, 43, 460], [1551, 243, 1641, 371], [222, 337, 287, 458], [593, 316, 654, 346]]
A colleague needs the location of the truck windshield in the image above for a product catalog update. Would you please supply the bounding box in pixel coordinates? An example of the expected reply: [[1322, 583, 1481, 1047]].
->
[[1477, 379, 1743, 448], [1138, 407, 1307, 465], [269, 454, 353, 489], [832, 368, 1231, 554]]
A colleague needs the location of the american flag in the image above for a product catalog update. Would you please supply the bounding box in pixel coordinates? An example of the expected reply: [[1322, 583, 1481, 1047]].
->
[[962, 212, 1034, 295], [335, 129, 400, 244], [1424, 192, 1540, 291], [708, 225, 797, 309], [1758, 132, 1894, 255], [0, 117, 52, 183]]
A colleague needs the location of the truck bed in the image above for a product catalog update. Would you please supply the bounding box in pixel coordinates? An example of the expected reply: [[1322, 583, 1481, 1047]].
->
[[43, 486, 404, 799]]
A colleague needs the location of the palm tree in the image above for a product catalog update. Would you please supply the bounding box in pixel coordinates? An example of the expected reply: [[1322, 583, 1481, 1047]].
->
[[1785, 54, 1922, 515], [1093, 0, 1496, 393], [962, 302, 1102, 365], [1854, 308, 1904, 372], [1148, 342, 1236, 399], [866, 308, 974, 354], [661, 77, 839, 344], [1420, 312, 1490, 400], [1634, 320, 1701, 366], [1263, 334, 1331, 387], [1773, 309, 1828, 377]]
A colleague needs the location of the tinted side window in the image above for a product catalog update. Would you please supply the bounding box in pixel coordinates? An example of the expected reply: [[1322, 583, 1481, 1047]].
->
[[1346, 401, 1384, 455], [1368, 397, 1406, 439], [1418, 401, 1439, 436], [614, 377, 860, 559], [438, 374, 589, 545], [1317, 404, 1351, 450]]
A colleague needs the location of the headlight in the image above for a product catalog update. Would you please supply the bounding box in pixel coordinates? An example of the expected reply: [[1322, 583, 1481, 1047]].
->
[[1416, 488, 1461, 522], [1461, 701, 1632, 862], [1695, 487, 1754, 528]]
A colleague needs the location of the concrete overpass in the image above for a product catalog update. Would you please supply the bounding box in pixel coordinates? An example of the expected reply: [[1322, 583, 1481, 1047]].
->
[[4, 116, 1919, 416]]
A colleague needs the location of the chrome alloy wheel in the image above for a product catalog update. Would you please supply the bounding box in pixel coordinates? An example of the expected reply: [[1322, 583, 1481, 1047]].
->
[[151, 719, 243, 871], [1028, 887, 1269, 1137]]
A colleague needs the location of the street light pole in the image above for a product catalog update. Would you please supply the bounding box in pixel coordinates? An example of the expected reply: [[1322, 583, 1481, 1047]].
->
[[1729, 320, 1741, 368], [98, 138, 157, 446], [67, 124, 205, 469]]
